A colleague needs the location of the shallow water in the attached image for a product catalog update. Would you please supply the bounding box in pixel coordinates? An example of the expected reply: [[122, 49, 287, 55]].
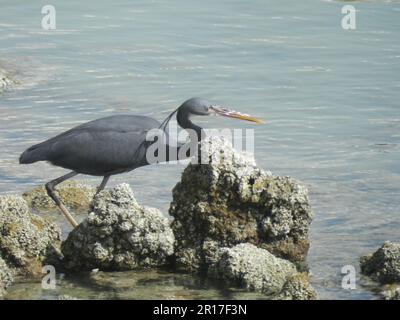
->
[[1, 0, 399, 299]]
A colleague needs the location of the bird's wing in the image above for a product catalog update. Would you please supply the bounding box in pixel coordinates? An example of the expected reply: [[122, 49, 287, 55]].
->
[[44, 115, 160, 175]]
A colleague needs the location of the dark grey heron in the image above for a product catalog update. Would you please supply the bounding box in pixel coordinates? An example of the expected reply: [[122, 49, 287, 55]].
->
[[19, 97, 264, 228]]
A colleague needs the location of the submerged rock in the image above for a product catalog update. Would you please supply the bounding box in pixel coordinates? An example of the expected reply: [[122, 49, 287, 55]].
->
[[360, 241, 400, 284], [206, 243, 316, 299], [0, 64, 14, 93], [382, 285, 400, 300], [170, 136, 314, 272], [62, 184, 174, 271], [0, 195, 61, 275], [23, 181, 96, 213], [274, 273, 317, 300], [210, 243, 296, 295], [0, 256, 14, 297]]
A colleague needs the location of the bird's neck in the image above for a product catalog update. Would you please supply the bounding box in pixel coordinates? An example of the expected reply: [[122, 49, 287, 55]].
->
[[177, 110, 204, 142]]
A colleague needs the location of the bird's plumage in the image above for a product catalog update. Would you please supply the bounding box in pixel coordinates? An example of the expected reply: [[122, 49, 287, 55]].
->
[[20, 115, 160, 175]]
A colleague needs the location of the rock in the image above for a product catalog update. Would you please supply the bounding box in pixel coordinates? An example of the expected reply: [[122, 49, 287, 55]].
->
[[274, 273, 318, 300], [0, 256, 14, 297], [23, 181, 96, 213], [58, 294, 79, 300], [62, 184, 175, 271], [207, 243, 316, 299], [210, 243, 297, 295], [170, 136, 314, 272], [0, 64, 14, 93], [381, 284, 400, 300], [0, 195, 61, 275], [360, 241, 400, 284]]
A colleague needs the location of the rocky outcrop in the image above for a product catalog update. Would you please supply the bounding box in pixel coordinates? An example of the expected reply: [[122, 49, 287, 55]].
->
[[0, 256, 14, 297], [0, 195, 61, 275], [62, 184, 174, 271], [0, 65, 14, 93], [381, 284, 400, 300], [170, 137, 314, 273], [210, 243, 292, 294], [206, 243, 316, 299], [23, 181, 96, 213], [360, 241, 400, 284], [360, 241, 400, 300], [274, 273, 317, 300]]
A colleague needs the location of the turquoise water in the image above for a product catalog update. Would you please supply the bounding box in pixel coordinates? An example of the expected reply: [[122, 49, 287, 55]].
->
[[0, 0, 399, 299]]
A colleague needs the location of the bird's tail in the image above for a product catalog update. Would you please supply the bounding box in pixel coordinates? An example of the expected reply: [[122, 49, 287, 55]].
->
[[19, 142, 50, 164]]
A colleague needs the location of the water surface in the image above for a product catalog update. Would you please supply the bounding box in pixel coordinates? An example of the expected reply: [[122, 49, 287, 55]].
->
[[1, 0, 399, 299]]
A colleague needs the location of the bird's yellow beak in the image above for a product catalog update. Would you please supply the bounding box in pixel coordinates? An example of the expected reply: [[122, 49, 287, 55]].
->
[[211, 106, 265, 124]]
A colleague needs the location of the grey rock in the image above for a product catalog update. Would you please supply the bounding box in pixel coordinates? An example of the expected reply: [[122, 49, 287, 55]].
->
[[208, 243, 316, 299], [170, 136, 314, 272], [62, 184, 175, 271], [23, 181, 96, 213], [381, 285, 400, 300], [0, 195, 61, 275], [274, 273, 318, 300], [360, 241, 400, 284], [57, 294, 79, 300], [210, 243, 297, 295], [0, 256, 14, 297], [0, 65, 14, 93]]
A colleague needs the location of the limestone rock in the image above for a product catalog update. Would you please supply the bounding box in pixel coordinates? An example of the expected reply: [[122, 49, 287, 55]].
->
[[0, 256, 14, 297], [274, 273, 318, 300], [381, 284, 400, 300], [62, 184, 175, 271], [0, 195, 61, 275], [23, 181, 96, 213], [170, 136, 314, 272], [0, 65, 14, 93], [210, 243, 297, 295], [360, 241, 400, 284]]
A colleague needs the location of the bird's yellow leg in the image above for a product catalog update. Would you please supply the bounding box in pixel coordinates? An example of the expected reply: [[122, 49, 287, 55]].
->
[[45, 171, 79, 228]]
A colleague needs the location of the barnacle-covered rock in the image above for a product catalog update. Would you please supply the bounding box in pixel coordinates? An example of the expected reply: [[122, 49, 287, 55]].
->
[[0, 256, 14, 297], [0, 195, 61, 275], [0, 64, 14, 93], [360, 241, 400, 284], [209, 243, 296, 295], [23, 181, 96, 213], [208, 243, 316, 299], [381, 284, 400, 300], [62, 184, 174, 270], [274, 272, 317, 300], [170, 136, 314, 272]]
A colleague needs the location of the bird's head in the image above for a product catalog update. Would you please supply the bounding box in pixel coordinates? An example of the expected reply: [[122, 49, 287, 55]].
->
[[179, 97, 265, 124]]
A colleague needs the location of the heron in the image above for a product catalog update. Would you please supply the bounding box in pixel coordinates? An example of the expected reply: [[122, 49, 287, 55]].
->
[[19, 97, 264, 228]]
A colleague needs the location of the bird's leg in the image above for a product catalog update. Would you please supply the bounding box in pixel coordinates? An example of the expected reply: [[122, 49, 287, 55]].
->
[[96, 175, 110, 195], [45, 171, 79, 228]]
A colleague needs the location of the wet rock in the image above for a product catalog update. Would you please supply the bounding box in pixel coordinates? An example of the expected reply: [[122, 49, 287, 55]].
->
[[23, 181, 96, 213], [209, 243, 297, 295], [0, 256, 14, 297], [360, 241, 400, 284], [381, 285, 400, 300], [274, 273, 317, 300], [0, 195, 61, 275], [57, 294, 79, 300], [170, 136, 314, 272], [62, 184, 174, 271], [0, 64, 14, 93]]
